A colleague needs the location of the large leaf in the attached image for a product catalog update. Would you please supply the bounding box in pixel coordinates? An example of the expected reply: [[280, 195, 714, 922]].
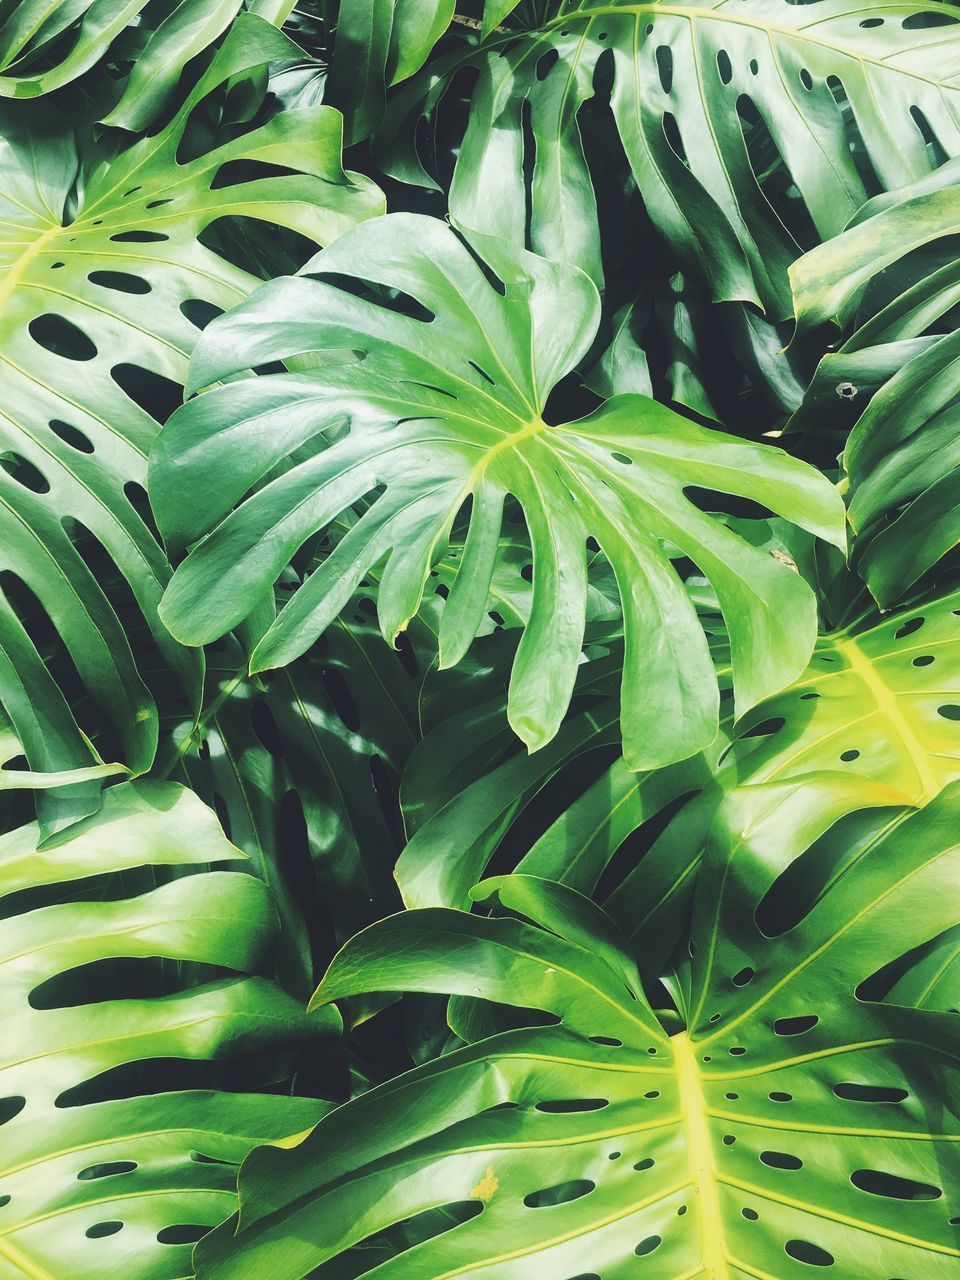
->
[[376, 0, 960, 313], [398, 578, 960, 911], [194, 775, 960, 1279], [791, 159, 960, 605], [327, 0, 456, 144], [0, 0, 295, 112], [153, 212, 843, 771], [0, 14, 382, 837], [0, 778, 335, 1279]]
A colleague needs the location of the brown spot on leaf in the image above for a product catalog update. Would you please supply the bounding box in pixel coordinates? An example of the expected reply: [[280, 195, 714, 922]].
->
[[771, 549, 798, 573]]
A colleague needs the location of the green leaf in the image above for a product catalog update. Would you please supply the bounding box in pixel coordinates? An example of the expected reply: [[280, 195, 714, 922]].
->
[[0, 14, 382, 837], [153, 213, 843, 771], [328, 0, 456, 143], [0, 0, 295, 109], [791, 159, 960, 604], [395, 580, 960, 976], [376, 0, 960, 312], [194, 775, 960, 1279], [160, 616, 422, 997], [0, 778, 336, 1279]]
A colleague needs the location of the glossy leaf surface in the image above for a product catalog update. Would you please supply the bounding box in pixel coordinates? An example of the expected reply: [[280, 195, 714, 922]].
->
[[196, 778, 960, 1279], [0, 779, 335, 1279], [0, 15, 382, 836], [154, 213, 843, 770]]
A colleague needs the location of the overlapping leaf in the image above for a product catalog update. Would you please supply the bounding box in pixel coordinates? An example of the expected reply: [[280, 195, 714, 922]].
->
[[792, 158, 960, 604], [160, 613, 423, 997], [377, 0, 960, 313], [327, 0, 456, 144], [0, 0, 295, 115], [0, 14, 382, 837], [195, 776, 960, 1279], [395, 580, 960, 998], [153, 212, 843, 771], [0, 778, 335, 1279]]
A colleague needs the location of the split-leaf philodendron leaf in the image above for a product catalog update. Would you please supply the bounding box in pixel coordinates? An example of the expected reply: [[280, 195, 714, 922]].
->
[[194, 776, 960, 1279], [376, 0, 960, 312], [153, 213, 844, 771], [2, 6, 959, 1278], [0, 14, 382, 837], [0, 778, 336, 1279], [0, 0, 295, 112], [792, 158, 960, 605]]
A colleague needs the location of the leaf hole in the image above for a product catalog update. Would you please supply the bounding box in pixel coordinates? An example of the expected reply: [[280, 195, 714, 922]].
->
[[894, 617, 924, 638], [851, 1169, 941, 1201], [28, 314, 97, 361], [774, 1015, 819, 1036], [111, 364, 183, 423], [157, 1224, 208, 1245], [524, 1178, 594, 1207], [0, 453, 50, 493], [180, 299, 224, 330], [49, 419, 94, 453], [536, 1098, 608, 1113], [902, 10, 959, 26], [536, 49, 559, 80], [761, 1150, 802, 1170], [78, 1161, 137, 1180], [834, 1082, 908, 1104], [86, 1221, 123, 1238], [785, 1240, 834, 1267], [88, 270, 151, 294], [468, 360, 495, 385], [109, 230, 169, 242]]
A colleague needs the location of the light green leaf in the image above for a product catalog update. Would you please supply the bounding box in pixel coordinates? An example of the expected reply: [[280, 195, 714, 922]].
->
[[195, 775, 960, 1280], [0, 779, 336, 1279]]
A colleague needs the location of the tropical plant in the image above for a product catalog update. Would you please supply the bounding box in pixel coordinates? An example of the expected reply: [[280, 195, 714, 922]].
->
[[0, 778, 333, 1278], [0, 4, 959, 1279], [194, 778, 960, 1278]]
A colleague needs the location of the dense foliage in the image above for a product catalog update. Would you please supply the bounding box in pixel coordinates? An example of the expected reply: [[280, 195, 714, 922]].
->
[[1, 2, 959, 1277]]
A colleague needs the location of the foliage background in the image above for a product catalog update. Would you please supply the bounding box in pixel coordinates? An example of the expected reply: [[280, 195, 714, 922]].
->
[[1, 1, 959, 1277]]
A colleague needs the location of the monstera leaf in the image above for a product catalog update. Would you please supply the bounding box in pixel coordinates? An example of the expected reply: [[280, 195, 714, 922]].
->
[[0, 14, 382, 837], [327, 0, 456, 144], [160, 610, 424, 996], [0, 0, 295, 114], [153, 213, 843, 771], [194, 775, 960, 1279], [0, 778, 335, 1279], [376, 0, 960, 313], [792, 159, 960, 605], [395, 579, 960, 993]]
